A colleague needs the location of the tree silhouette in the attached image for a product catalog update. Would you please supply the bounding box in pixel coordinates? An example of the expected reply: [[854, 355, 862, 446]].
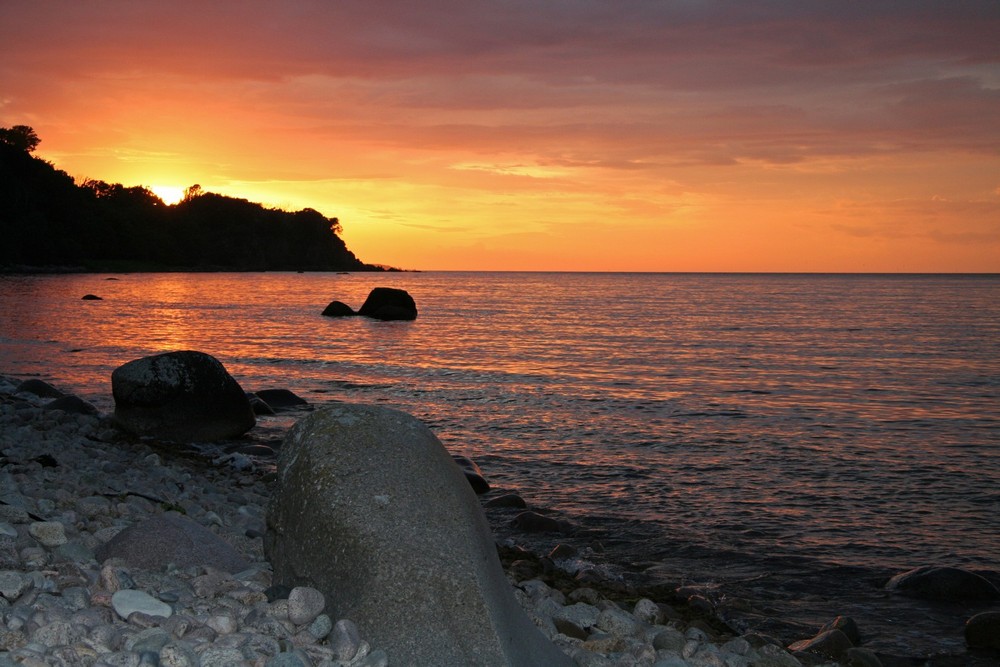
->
[[0, 125, 41, 153], [0, 128, 381, 272]]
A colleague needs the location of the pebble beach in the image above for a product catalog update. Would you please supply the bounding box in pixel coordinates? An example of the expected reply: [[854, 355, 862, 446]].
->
[[1, 375, 853, 667]]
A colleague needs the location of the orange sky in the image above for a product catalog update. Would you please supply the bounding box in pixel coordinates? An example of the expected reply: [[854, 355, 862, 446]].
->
[[2, 1, 999, 271]]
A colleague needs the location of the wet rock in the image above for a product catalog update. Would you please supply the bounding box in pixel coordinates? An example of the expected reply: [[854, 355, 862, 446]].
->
[[321, 300, 356, 317], [965, 610, 1000, 649], [265, 403, 572, 666], [356, 287, 417, 321], [885, 565, 1000, 601], [112, 350, 255, 442], [254, 389, 309, 412], [484, 493, 527, 509], [788, 628, 853, 661], [15, 379, 64, 399], [44, 395, 100, 415], [82, 294, 103, 300], [510, 510, 572, 534], [452, 454, 490, 494], [820, 615, 861, 646]]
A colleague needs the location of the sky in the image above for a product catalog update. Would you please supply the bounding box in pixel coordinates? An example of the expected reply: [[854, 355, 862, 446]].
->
[[2, 1, 999, 272]]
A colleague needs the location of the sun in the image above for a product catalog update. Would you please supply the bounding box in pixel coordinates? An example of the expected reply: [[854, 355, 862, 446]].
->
[[150, 184, 186, 206]]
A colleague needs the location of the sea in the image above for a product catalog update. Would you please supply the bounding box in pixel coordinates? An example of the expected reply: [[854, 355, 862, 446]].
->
[[1, 271, 998, 661]]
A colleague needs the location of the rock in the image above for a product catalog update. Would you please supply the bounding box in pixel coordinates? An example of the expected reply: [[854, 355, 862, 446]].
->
[[788, 628, 853, 661], [254, 389, 309, 412], [510, 510, 571, 534], [112, 350, 256, 442], [111, 590, 173, 620], [845, 647, 884, 667], [265, 403, 572, 666], [15, 379, 64, 399], [29, 521, 67, 547], [95, 514, 250, 573], [819, 615, 861, 646], [0, 570, 32, 601], [885, 565, 1000, 601], [549, 543, 578, 560], [484, 493, 527, 509], [287, 586, 325, 625], [356, 287, 417, 321], [452, 455, 490, 494], [965, 610, 1000, 649], [82, 294, 103, 300], [249, 395, 276, 415], [321, 300, 357, 317], [44, 395, 100, 415]]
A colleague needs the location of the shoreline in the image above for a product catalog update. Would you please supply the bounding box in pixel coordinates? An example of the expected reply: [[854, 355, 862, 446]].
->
[[0, 375, 987, 666]]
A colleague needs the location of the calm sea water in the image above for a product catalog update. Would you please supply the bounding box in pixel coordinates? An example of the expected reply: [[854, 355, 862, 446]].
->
[[2, 272, 998, 658]]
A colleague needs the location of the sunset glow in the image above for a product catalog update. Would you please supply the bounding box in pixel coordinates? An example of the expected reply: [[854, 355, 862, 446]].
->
[[149, 185, 185, 206], [1, 1, 998, 271]]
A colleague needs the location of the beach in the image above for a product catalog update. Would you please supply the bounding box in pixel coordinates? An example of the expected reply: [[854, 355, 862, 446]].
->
[[0, 374, 854, 667]]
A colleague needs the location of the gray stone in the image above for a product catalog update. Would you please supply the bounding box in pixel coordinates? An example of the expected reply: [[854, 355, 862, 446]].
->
[[160, 641, 199, 667], [0, 571, 32, 601], [95, 514, 250, 573], [287, 586, 324, 625], [28, 521, 67, 547], [112, 350, 255, 442], [329, 619, 363, 661], [111, 589, 173, 620], [265, 403, 573, 667], [886, 565, 1000, 601]]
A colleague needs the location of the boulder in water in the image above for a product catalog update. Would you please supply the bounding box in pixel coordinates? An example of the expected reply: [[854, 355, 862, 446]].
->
[[966, 611, 1000, 649], [254, 388, 310, 412], [112, 350, 255, 442], [265, 403, 572, 666], [16, 379, 64, 400], [321, 300, 356, 317], [44, 395, 99, 416], [885, 565, 1000, 601], [452, 454, 490, 494], [357, 287, 417, 321]]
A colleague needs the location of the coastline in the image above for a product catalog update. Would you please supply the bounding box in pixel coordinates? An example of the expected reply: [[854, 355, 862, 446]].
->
[[0, 374, 851, 667]]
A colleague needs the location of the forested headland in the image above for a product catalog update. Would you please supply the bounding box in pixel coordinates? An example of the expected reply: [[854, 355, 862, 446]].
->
[[0, 125, 384, 272]]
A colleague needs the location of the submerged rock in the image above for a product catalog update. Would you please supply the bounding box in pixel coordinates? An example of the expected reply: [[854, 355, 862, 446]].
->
[[112, 350, 255, 442], [265, 403, 573, 666]]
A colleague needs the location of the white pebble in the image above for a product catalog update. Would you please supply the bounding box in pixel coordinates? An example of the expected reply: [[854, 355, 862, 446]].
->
[[112, 589, 173, 620]]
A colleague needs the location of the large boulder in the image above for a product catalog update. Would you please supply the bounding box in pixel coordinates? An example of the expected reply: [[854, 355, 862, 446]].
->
[[885, 566, 1000, 601], [265, 404, 573, 667], [357, 287, 417, 321], [112, 351, 255, 442]]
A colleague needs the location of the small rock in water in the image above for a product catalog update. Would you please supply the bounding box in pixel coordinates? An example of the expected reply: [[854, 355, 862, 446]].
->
[[81, 294, 103, 300], [965, 610, 1000, 649], [485, 493, 527, 509], [886, 565, 1000, 601], [111, 589, 173, 620], [510, 510, 571, 534]]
